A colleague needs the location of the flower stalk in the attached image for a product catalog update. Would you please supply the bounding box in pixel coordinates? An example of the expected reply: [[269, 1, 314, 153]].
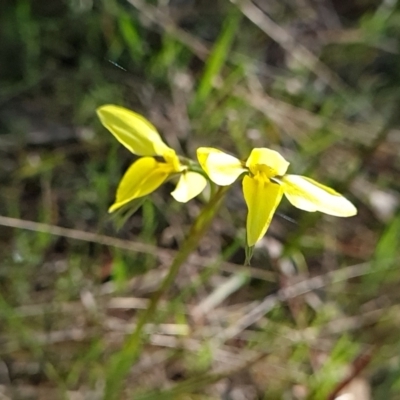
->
[[104, 185, 228, 400]]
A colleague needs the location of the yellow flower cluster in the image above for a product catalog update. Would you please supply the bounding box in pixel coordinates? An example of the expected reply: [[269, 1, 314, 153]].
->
[[97, 105, 357, 247]]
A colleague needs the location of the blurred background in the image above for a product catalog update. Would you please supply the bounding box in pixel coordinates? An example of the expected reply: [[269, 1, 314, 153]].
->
[[1, 0, 400, 399]]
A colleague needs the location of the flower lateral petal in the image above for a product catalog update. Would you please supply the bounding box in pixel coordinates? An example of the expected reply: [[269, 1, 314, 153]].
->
[[280, 175, 357, 217], [243, 175, 284, 247], [97, 105, 170, 156], [171, 171, 207, 202], [246, 148, 289, 177], [197, 147, 246, 186], [109, 157, 172, 212]]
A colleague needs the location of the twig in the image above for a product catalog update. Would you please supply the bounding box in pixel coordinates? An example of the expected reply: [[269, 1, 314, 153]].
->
[[126, 0, 209, 60], [230, 0, 347, 93], [327, 347, 375, 400], [0, 215, 275, 282], [0, 215, 167, 256], [216, 262, 375, 342]]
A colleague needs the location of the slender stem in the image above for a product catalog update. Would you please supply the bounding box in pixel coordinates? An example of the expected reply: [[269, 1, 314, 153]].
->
[[104, 186, 228, 399]]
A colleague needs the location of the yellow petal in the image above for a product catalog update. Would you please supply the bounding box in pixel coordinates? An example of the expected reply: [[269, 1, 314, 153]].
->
[[163, 148, 184, 173], [197, 147, 246, 186], [97, 105, 170, 156], [109, 157, 171, 212], [280, 175, 357, 217], [243, 175, 283, 247], [171, 171, 207, 202], [246, 148, 289, 177]]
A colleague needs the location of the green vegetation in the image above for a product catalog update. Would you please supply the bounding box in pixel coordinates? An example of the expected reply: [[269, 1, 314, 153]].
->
[[1, 0, 400, 399]]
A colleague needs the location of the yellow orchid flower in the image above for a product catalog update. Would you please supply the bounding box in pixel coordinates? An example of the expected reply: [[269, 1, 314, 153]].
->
[[97, 105, 207, 212], [197, 147, 357, 247]]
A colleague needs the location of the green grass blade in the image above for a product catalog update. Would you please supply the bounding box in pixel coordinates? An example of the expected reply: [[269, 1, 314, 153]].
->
[[118, 14, 145, 61], [194, 11, 241, 105]]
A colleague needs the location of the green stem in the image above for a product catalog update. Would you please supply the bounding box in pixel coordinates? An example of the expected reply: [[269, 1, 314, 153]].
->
[[104, 186, 228, 399]]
